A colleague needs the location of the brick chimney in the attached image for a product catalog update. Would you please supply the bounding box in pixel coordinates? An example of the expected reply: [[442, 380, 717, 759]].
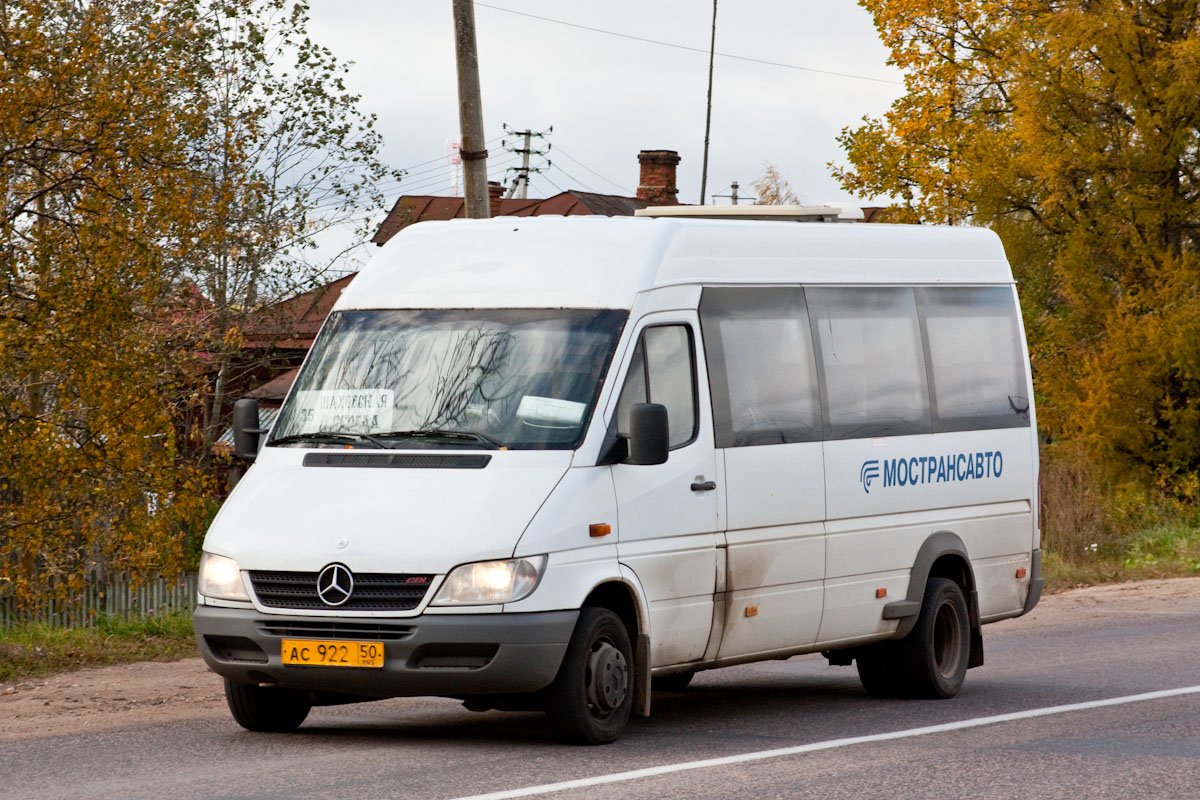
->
[[637, 150, 681, 206], [488, 181, 504, 217]]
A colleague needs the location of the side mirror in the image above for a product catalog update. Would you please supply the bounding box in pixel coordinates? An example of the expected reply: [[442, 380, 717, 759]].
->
[[626, 403, 669, 466], [232, 398, 264, 461]]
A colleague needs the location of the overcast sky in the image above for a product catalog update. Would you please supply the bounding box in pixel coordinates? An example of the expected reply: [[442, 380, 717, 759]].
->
[[305, 0, 904, 264]]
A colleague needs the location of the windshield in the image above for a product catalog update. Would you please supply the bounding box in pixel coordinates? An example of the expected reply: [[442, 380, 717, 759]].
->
[[269, 308, 628, 450]]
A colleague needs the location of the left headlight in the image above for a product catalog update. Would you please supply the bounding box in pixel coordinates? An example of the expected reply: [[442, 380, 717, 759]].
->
[[198, 552, 250, 601], [431, 555, 547, 606]]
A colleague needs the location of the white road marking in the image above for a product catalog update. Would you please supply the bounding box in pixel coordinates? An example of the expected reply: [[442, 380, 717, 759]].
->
[[448, 685, 1200, 800]]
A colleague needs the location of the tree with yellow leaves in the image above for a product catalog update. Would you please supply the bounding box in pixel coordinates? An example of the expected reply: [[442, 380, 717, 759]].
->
[[752, 161, 802, 205], [0, 0, 215, 607], [0, 0, 397, 609], [837, 0, 1200, 490]]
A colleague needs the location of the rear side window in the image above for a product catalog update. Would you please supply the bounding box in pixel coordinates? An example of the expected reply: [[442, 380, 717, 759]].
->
[[614, 324, 698, 448], [917, 287, 1031, 431], [699, 288, 821, 447], [808, 287, 931, 440]]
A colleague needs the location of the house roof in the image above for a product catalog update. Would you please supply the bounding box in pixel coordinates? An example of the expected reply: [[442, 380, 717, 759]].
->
[[371, 191, 651, 246], [246, 368, 298, 401], [242, 273, 354, 349]]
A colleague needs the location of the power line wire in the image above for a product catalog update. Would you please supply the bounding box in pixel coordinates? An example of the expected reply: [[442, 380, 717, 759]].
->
[[474, 2, 902, 86], [552, 145, 632, 194], [540, 172, 566, 194], [394, 135, 504, 174], [547, 161, 595, 193]]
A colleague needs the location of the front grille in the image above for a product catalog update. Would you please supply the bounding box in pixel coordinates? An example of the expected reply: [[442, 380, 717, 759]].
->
[[256, 620, 416, 640], [249, 571, 434, 611]]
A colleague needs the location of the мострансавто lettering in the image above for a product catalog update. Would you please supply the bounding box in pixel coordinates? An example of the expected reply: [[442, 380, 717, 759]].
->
[[860, 451, 1003, 494]]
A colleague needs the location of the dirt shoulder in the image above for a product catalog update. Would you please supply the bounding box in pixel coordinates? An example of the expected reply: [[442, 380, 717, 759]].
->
[[0, 657, 225, 740], [3, 577, 1199, 741]]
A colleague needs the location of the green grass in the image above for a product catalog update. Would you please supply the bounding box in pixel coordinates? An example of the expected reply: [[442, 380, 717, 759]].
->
[[1044, 520, 1200, 591], [0, 612, 197, 684]]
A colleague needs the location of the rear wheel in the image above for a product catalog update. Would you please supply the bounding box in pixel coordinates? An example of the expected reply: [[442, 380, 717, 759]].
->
[[224, 679, 312, 732], [546, 607, 633, 745], [855, 578, 970, 699], [855, 644, 900, 697], [899, 577, 970, 698]]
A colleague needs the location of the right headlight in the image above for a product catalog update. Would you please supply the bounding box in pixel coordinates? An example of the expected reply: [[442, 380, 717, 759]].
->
[[198, 552, 250, 601], [431, 555, 547, 606]]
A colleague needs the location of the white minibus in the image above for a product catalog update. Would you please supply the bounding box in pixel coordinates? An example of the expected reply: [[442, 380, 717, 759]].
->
[[194, 209, 1042, 744]]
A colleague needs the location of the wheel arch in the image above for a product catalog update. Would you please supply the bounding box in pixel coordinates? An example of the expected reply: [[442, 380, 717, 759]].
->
[[886, 530, 984, 668], [582, 580, 642, 642], [583, 571, 652, 718]]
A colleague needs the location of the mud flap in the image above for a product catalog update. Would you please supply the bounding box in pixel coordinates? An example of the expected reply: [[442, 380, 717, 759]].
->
[[633, 633, 651, 717], [968, 625, 984, 669]]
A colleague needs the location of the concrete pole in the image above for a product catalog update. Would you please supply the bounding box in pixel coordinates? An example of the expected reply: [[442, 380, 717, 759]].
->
[[452, 0, 490, 218], [516, 130, 532, 199]]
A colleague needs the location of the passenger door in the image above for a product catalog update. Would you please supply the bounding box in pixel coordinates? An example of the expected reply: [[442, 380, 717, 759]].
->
[[611, 315, 720, 668]]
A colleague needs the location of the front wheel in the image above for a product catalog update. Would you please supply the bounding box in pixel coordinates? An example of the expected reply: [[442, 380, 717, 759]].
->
[[224, 679, 312, 732], [545, 608, 633, 745]]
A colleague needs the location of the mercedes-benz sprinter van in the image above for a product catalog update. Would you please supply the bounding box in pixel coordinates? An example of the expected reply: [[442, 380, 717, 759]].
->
[[194, 209, 1042, 744]]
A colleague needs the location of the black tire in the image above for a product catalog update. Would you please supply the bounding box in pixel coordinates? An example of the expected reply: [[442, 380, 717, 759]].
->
[[652, 670, 695, 692], [855, 643, 900, 698], [546, 607, 633, 745], [224, 679, 312, 732], [855, 578, 971, 699], [896, 577, 971, 698]]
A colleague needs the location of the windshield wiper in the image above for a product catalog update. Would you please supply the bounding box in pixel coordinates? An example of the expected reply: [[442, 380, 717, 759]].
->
[[371, 429, 506, 450], [269, 431, 389, 449]]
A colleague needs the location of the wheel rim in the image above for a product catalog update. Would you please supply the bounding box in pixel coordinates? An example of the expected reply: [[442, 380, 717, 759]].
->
[[932, 598, 964, 679], [584, 639, 628, 718]]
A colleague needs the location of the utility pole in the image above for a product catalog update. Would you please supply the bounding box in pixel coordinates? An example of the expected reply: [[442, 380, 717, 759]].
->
[[711, 180, 740, 206], [501, 124, 552, 199], [699, 0, 717, 205], [452, 0, 490, 218]]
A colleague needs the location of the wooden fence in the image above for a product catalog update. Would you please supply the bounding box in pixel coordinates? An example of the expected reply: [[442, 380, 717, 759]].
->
[[0, 573, 197, 628]]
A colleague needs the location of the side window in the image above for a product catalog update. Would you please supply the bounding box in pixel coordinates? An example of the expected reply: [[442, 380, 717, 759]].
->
[[699, 287, 821, 447], [808, 287, 931, 439], [614, 324, 698, 448], [917, 286, 1031, 432]]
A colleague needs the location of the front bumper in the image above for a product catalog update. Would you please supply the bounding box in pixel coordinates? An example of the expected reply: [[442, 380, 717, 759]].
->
[[193, 605, 578, 698]]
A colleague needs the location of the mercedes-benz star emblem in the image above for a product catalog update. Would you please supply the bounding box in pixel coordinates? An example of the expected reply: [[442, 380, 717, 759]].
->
[[316, 563, 354, 607]]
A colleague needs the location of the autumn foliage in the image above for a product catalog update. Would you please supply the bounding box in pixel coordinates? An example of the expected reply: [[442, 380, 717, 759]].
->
[[0, 1, 393, 608], [837, 1, 1200, 505]]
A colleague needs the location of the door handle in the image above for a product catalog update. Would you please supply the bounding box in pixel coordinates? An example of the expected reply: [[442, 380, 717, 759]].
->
[[690, 480, 717, 492]]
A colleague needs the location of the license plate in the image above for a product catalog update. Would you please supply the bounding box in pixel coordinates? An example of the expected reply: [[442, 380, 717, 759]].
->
[[281, 638, 385, 668]]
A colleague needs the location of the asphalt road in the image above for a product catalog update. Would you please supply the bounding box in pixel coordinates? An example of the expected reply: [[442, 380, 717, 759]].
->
[[4, 583, 1200, 800]]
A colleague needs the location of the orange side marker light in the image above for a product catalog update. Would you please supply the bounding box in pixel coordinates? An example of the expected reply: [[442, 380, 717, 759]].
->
[[745, 605, 758, 617], [1016, 568, 1027, 579], [589, 523, 612, 538], [876, 588, 887, 598]]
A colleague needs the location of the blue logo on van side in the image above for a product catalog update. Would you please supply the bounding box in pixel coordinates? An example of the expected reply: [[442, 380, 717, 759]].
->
[[859, 460, 880, 493], [859, 451, 1003, 494]]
